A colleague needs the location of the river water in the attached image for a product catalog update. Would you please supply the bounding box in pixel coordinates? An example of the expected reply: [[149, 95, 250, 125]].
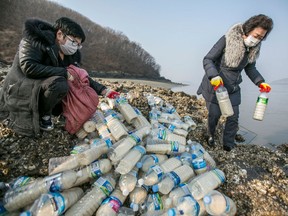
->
[[171, 78, 288, 148]]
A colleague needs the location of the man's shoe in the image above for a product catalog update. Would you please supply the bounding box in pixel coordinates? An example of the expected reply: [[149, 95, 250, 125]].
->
[[207, 136, 215, 147], [223, 145, 235, 152], [40, 115, 54, 131]]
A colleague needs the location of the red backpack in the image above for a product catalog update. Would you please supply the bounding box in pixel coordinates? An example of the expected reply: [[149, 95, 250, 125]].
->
[[62, 65, 99, 134]]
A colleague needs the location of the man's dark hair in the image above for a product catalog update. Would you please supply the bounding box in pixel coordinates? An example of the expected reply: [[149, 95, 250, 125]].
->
[[54, 17, 86, 42], [242, 14, 273, 40]]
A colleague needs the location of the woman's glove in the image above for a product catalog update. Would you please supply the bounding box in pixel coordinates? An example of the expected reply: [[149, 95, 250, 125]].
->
[[210, 76, 223, 90], [105, 89, 120, 99], [259, 82, 271, 93]]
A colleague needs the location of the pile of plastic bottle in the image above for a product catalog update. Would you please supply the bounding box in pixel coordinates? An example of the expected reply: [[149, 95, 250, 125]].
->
[[0, 93, 237, 216]]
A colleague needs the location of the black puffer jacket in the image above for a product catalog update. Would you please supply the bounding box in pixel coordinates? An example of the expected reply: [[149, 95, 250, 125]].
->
[[0, 18, 106, 136], [197, 24, 265, 106]]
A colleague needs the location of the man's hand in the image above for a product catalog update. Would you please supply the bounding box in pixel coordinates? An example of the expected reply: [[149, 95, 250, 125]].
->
[[105, 89, 120, 99], [210, 75, 223, 90], [259, 82, 271, 93]]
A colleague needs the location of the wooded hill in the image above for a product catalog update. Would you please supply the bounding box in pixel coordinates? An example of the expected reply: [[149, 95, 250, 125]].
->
[[0, 0, 169, 81]]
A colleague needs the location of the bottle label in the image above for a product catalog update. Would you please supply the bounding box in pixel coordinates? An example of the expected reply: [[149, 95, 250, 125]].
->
[[151, 165, 164, 180], [151, 193, 163, 210], [157, 129, 167, 140], [168, 171, 181, 187], [102, 196, 122, 212], [104, 138, 113, 148], [179, 183, 191, 195], [168, 124, 176, 132], [170, 141, 180, 152], [116, 97, 127, 104], [50, 192, 65, 214], [45, 173, 63, 192], [134, 107, 142, 115], [134, 145, 146, 155], [149, 112, 158, 121], [95, 177, 114, 196], [90, 160, 102, 178], [12, 176, 32, 189], [224, 195, 231, 213], [70, 145, 88, 154], [212, 169, 226, 183], [192, 159, 207, 170], [256, 96, 268, 105], [150, 154, 159, 163], [129, 134, 141, 143]]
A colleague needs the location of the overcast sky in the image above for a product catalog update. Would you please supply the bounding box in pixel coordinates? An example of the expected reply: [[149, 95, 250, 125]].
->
[[50, 0, 288, 85]]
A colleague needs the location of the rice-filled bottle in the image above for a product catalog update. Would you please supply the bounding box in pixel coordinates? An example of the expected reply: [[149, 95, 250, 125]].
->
[[253, 91, 269, 121], [215, 85, 234, 117]]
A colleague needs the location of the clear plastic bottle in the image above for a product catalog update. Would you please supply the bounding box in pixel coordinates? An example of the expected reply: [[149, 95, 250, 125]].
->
[[48, 155, 80, 175], [179, 152, 193, 166], [253, 92, 269, 121], [143, 193, 172, 214], [149, 107, 160, 126], [152, 165, 195, 194], [95, 187, 127, 216], [203, 190, 237, 216], [4, 170, 78, 212], [215, 85, 234, 117], [108, 126, 150, 164], [146, 142, 189, 155], [74, 159, 112, 186], [65, 175, 116, 216], [115, 97, 138, 124], [137, 154, 168, 173], [188, 140, 216, 170], [189, 168, 226, 200], [168, 182, 192, 206], [132, 115, 151, 130], [22, 187, 83, 216], [117, 206, 135, 216], [152, 128, 187, 145], [119, 167, 139, 196], [78, 138, 113, 166], [166, 124, 188, 137], [115, 146, 146, 175], [174, 195, 200, 216], [105, 114, 128, 141], [138, 157, 182, 186], [129, 185, 149, 212], [182, 116, 197, 131]]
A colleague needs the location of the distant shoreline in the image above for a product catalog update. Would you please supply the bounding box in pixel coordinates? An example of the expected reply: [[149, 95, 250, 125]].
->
[[96, 78, 188, 89]]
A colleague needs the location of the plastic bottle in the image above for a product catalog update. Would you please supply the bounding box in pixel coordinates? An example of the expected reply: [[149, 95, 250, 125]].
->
[[152, 165, 195, 194], [65, 175, 116, 216], [117, 206, 135, 216], [48, 155, 80, 175], [182, 116, 197, 131], [192, 157, 207, 175], [119, 167, 139, 196], [253, 91, 269, 121], [179, 152, 193, 166], [188, 140, 216, 170], [138, 157, 182, 186], [149, 107, 160, 126], [21, 187, 83, 216], [189, 168, 226, 200], [115, 97, 138, 124], [105, 114, 128, 141], [108, 126, 150, 164], [95, 187, 127, 216], [143, 193, 172, 214], [4, 170, 77, 212], [174, 195, 200, 216], [132, 115, 151, 130], [151, 128, 186, 145], [168, 182, 192, 206], [78, 138, 113, 166], [203, 190, 237, 216], [115, 145, 146, 175], [129, 185, 149, 212], [99, 102, 124, 122], [73, 159, 112, 186], [146, 142, 189, 155], [137, 154, 168, 173], [165, 124, 188, 137], [215, 85, 234, 117]]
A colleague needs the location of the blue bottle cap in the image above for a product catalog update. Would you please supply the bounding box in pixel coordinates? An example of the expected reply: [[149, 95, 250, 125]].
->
[[168, 208, 177, 216], [152, 184, 159, 192], [136, 162, 143, 168]]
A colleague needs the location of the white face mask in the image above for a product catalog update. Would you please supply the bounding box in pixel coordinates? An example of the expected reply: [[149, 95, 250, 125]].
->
[[244, 35, 260, 47], [60, 39, 78, 55]]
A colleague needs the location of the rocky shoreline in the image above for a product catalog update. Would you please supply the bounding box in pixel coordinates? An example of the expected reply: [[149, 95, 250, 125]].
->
[[0, 65, 287, 215]]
